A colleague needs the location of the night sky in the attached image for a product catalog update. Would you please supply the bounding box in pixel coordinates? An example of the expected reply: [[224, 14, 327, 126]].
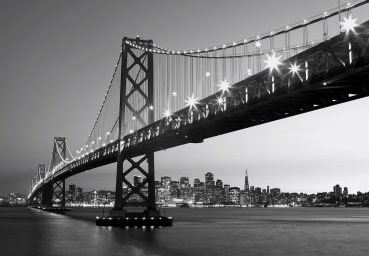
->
[[1, 0, 369, 196]]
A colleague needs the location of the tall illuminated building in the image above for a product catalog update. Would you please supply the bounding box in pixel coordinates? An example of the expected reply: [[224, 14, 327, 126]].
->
[[76, 186, 83, 202], [133, 175, 141, 186], [333, 184, 342, 196], [343, 187, 348, 196], [161, 176, 171, 189], [244, 169, 249, 192], [194, 177, 200, 187], [229, 187, 241, 205], [205, 172, 214, 190], [180, 177, 191, 199], [224, 184, 230, 202], [69, 184, 76, 201], [216, 179, 223, 188]]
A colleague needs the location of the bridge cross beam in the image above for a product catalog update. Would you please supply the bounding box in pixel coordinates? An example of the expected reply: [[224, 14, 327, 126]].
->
[[53, 180, 66, 207]]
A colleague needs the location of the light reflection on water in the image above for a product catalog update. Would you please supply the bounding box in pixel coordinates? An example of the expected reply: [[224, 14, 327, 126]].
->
[[0, 207, 369, 256]]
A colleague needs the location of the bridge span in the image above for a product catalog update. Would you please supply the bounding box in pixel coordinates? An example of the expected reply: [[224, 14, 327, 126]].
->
[[29, 1, 369, 225]]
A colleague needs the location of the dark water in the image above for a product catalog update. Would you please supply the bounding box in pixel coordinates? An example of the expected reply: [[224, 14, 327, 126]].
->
[[0, 207, 368, 256]]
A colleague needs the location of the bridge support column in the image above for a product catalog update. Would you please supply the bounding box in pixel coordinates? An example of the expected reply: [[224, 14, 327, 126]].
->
[[53, 180, 66, 207], [110, 152, 160, 217], [42, 182, 53, 207]]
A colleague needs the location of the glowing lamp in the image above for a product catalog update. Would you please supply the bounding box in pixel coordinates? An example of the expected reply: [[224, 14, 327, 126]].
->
[[264, 52, 281, 71], [163, 109, 172, 118], [340, 15, 358, 32], [216, 97, 224, 105], [289, 63, 300, 74], [185, 94, 199, 110], [255, 40, 262, 48], [218, 79, 231, 93]]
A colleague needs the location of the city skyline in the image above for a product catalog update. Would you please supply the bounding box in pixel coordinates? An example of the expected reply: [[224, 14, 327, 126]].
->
[[1, 0, 369, 196]]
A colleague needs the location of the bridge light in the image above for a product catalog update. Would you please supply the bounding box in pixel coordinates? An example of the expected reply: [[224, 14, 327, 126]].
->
[[289, 63, 300, 74], [218, 79, 231, 93], [172, 91, 177, 97], [149, 105, 154, 110], [163, 109, 172, 118], [106, 131, 110, 135], [264, 52, 281, 71], [255, 40, 262, 48], [132, 115, 136, 120], [204, 71, 211, 77], [98, 137, 101, 140], [185, 94, 200, 110], [129, 129, 134, 134], [216, 97, 224, 105], [340, 15, 358, 32]]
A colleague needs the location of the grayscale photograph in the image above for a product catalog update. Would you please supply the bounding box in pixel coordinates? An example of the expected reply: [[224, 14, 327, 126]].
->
[[1, 0, 369, 255]]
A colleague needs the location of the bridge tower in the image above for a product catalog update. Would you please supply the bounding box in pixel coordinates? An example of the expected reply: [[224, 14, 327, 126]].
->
[[42, 137, 67, 207], [110, 36, 159, 217]]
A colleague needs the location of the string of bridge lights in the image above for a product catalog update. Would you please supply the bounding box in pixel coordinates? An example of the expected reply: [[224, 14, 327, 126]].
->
[[131, 15, 358, 123], [147, 1, 358, 55], [127, 39, 321, 58], [81, 50, 123, 157]]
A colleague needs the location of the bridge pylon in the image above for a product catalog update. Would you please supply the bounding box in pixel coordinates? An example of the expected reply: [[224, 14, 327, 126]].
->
[[41, 138, 68, 207], [110, 36, 160, 217]]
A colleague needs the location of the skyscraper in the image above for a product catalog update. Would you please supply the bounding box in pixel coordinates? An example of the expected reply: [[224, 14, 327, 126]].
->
[[205, 172, 214, 190], [215, 179, 223, 188], [133, 175, 141, 186], [76, 186, 83, 202], [343, 187, 348, 196], [244, 169, 249, 192], [69, 184, 76, 201], [229, 187, 241, 205], [194, 177, 200, 187], [224, 184, 230, 202], [161, 176, 171, 189], [333, 184, 342, 196]]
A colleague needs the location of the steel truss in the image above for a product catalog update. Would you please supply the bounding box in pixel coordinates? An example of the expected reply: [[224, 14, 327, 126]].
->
[[112, 36, 157, 214]]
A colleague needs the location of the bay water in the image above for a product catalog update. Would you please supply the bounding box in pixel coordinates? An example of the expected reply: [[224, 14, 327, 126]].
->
[[0, 207, 368, 256]]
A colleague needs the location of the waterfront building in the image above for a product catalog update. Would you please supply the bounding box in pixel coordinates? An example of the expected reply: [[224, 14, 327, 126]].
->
[[244, 169, 249, 192], [133, 175, 141, 186], [333, 184, 342, 197], [170, 181, 180, 198], [194, 177, 200, 187], [205, 172, 214, 190], [229, 187, 241, 205], [76, 186, 83, 202], [216, 179, 223, 188], [224, 184, 230, 202], [343, 187, 348, 196], [69, 184, 76, 202], [180, 177, 191, 199]]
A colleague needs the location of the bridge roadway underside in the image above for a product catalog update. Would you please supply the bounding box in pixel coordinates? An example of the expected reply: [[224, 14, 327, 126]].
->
[[124, 65, 369, 158]]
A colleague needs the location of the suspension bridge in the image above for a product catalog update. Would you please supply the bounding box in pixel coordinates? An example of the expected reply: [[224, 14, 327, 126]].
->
[[29, 1, 369, 226]]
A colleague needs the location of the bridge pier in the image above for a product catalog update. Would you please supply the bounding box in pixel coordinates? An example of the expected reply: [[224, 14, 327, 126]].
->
[[110, 152, 160, 217], [42, 181, 53, 207]]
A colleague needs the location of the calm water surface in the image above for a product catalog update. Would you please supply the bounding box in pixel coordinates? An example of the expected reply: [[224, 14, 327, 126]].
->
[[0, 207, 368, 256]]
